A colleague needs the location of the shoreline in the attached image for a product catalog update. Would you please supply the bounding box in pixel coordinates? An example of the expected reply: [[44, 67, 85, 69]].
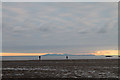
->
[[2, 58, 119, 62], [2, 59, 119, 78]]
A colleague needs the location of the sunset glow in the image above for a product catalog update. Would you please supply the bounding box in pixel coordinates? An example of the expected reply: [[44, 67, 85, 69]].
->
[[1, 53, 64, 56], [1, 50, 119, 56], [91, 50, 118, 56]]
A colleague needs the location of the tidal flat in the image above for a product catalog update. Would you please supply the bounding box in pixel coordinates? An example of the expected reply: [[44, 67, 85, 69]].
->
[[2, 59, 119, 78]]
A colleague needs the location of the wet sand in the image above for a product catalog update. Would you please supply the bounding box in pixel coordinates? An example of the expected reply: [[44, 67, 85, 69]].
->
[[2, 59, 119, 78]]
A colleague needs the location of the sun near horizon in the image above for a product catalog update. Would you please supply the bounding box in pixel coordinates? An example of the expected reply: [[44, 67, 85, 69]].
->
[[1, 50, 119, 56], [91, 50, 119, 56]]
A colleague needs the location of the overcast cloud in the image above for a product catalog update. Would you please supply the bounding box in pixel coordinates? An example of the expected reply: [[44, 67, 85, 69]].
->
[[2, 2, 118, 54]]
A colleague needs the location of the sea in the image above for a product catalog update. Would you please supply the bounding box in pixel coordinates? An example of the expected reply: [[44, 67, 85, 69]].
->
[[1, 55, 119, 61]]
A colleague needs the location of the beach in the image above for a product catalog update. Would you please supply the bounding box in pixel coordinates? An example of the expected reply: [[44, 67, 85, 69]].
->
[[2, 59, 119, 78]]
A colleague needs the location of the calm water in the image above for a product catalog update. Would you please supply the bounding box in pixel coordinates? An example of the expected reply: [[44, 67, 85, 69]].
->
[[2, 55, 119, 61]]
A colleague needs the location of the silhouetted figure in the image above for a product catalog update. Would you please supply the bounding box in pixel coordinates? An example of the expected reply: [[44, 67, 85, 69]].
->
[[66, 56, 68, 59], [39, 56, 41, 60]]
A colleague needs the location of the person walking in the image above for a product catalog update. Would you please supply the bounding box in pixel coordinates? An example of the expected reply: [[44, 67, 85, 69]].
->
[[66, 56, 68, 59], [39, 56, 41, 60]]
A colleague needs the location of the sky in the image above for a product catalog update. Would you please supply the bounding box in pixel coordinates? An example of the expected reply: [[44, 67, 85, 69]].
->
[[2, 2, 118, 56], [2, 0, 119, 2]]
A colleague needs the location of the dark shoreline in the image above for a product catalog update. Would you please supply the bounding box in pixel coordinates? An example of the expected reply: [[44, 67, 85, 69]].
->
[[2, 58, 119, 62], [2, 59, 119, 78]]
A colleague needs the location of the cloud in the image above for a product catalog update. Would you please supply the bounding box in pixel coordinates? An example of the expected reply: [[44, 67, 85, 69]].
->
[[3, 3, 117, 35], [78, 31, 89, 34], [97, 28, 107, 33], [97, 19, 117, 34], [2, 2, 118, 53]]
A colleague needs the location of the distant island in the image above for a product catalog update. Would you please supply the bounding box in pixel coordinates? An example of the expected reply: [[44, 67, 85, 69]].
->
[[105, 56, 113, 57], [42, 54, 95, 56]]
